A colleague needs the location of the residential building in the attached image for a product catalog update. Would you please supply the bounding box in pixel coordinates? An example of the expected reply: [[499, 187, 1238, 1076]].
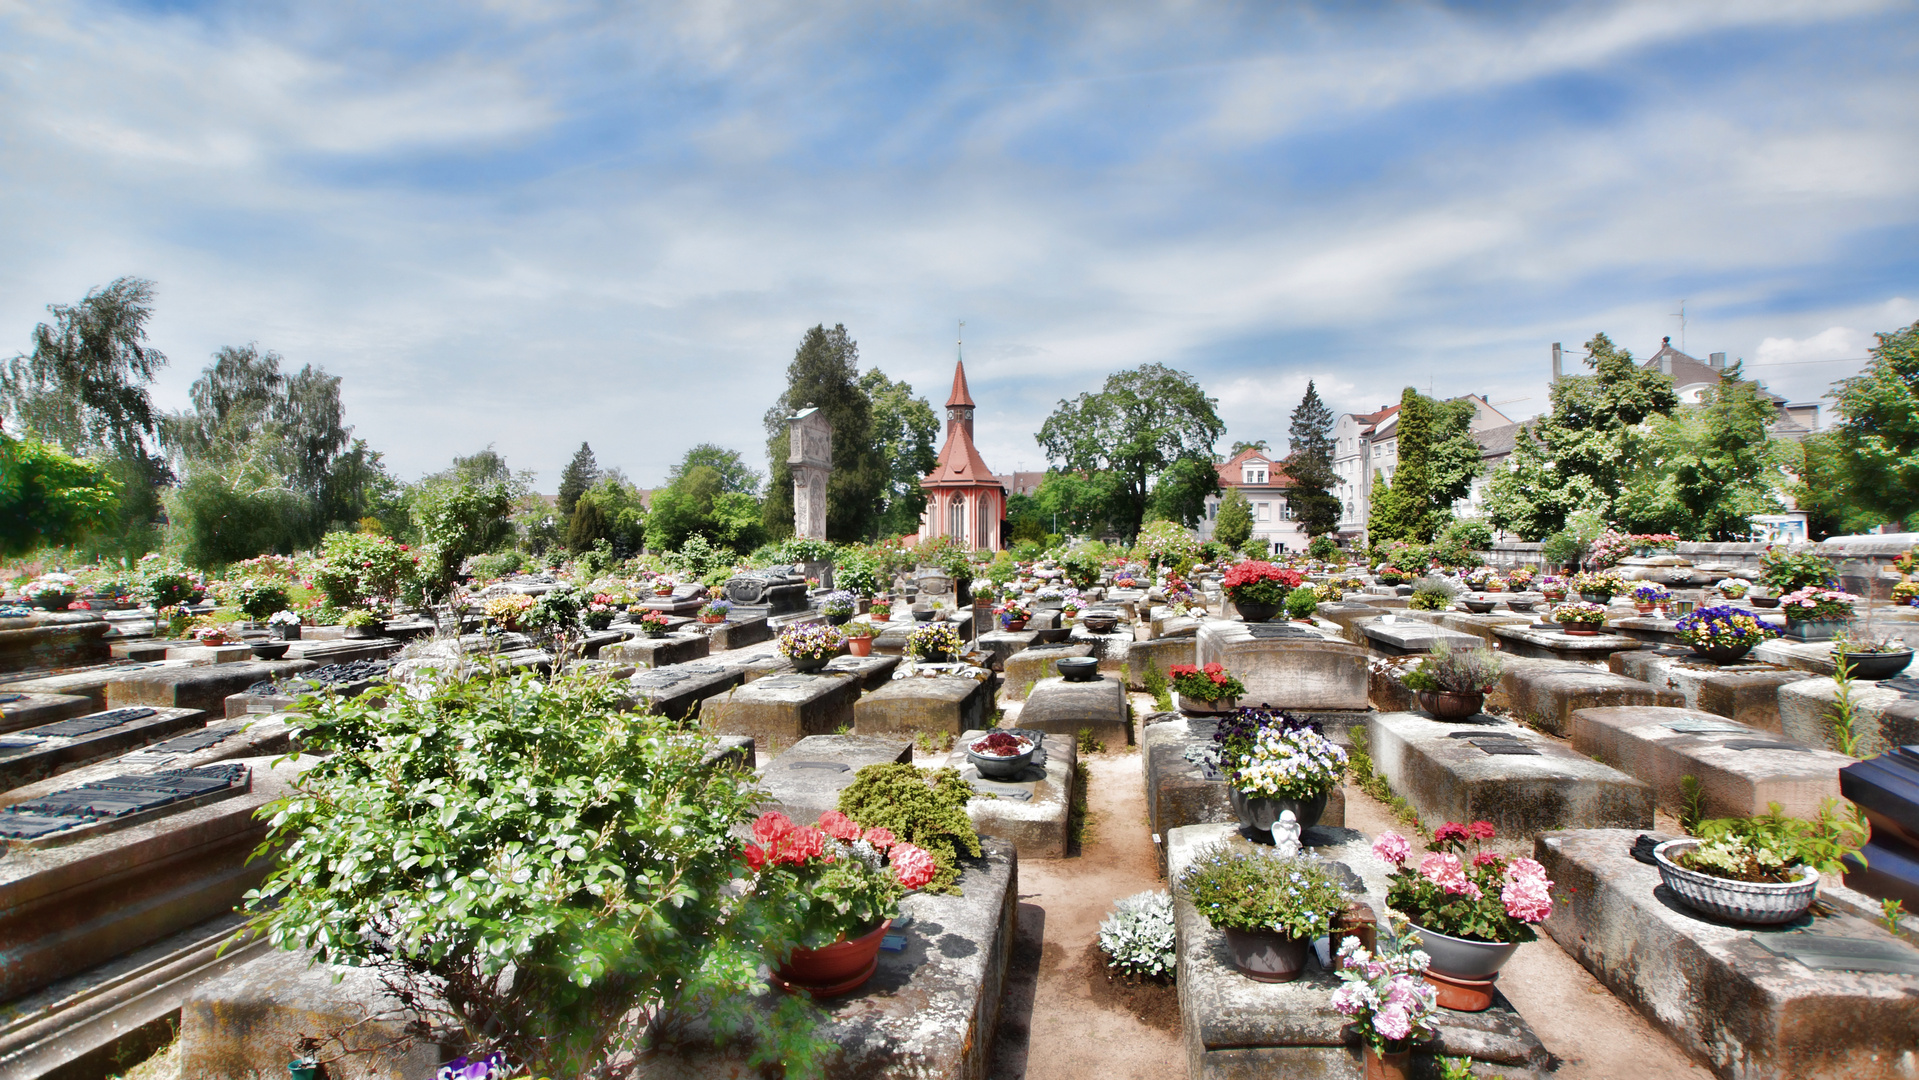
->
[[1332, 395, 1514, 540], [1197, 447, 1310, 552], [1639, 338, 1817, 438]]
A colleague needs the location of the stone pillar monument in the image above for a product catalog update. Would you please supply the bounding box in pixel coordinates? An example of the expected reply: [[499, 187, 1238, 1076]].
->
[[788, 407, 832, 540]]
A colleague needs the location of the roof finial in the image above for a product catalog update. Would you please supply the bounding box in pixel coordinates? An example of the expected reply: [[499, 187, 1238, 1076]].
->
[[957, 319, 964, 361]]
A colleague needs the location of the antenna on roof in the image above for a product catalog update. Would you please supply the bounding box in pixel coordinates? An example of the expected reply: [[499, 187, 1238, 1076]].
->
[[1670, 300, 1687, 351]]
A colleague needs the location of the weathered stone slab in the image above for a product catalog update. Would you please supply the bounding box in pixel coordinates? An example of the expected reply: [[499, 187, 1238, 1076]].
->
[[855, 675, 991, 735], [0, 715, 298, 810], [1312, 603, 1388, 646], [1001, 643, 1093, 701], [1776, 678, 1919, 759], [601, 633, 711, 669], [1755, 637, 1918, 680], [754, 734, 914, 831], [1195, 620, 1368, 711], [869, 619, 915, 656], [1493, 656, 1683, 737], [1144, 610, 1201, 641], [109, 637, 182, 662], [0, 705, 206, 793], [1365, 712, 1652, 837], [1361, 619, 1481, 656], [1069, 625, 1135, 676], [0, 691, 93, 735], [1490, 623, 1646, 662], [945, 729, 1075, 859], [104, 660, 315, 717], [1170, 823, 1554, 1079], [973, 629, 1037, 672], [0, 663, 164, 713], [1570, 706, 1852, 820], [1020, 675, 1131, 747], [1121, 636, 1197, 690], [701, 671, 863, 760], [0, 612, 113, 676], [1367, 655, 1419, 713], [626, 662, 744, 722], [1141, 718, 1345, 872], [705, 615, 770, 651], [1435, 609, 1538, 649], [281, 637, 403, 666], [1537, 828, 1919, 1080], [1607, 648, 1816, 734], [1610, 615, 1689, 647], [743, 653, 899, 691]]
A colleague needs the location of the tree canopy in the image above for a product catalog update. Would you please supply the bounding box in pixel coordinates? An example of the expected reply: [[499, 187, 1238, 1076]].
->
[[1283, 380, 1341, 538], [1615, 363, 1788, 539], [859, 369, 938, 538], [1828, 319, 1919, 527], [1036, 363, 1225, 541], [0, 430, 121, 557], [761, 325, 883, 542], [1213, 486, 1253, 550]]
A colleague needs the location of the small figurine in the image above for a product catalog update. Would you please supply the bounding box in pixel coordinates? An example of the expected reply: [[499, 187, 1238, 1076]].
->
[[1273, 809, 1301, 858]]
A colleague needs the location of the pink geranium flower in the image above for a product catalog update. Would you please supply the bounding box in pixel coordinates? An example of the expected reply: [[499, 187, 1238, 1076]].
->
[[890, 843, 938, 890], [1372, 831, 1411, 865]]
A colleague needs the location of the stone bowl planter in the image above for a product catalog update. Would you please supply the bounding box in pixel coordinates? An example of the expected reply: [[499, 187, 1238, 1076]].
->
[[1558, 621, 1603, 636], [1033, 625, 1071, 644], [1234, 598, 1281, 623], [792, 654, 833, 673], [1176, 693, 1237, 716], [1689, 643, 1755, 664], [343, 623, 379, 640], [1580, 591, 1614, 605], [1836, 649, 1914, 680], [249, 642, 290, 661], [1505, 599, 1536, 613], [1080, 610, 1121, 634], [1228, 787, 1328, 834], [1055, 656, 1099, 682], [1415, 690, 1485, 720], [1750, 596, 1781, 608], [1459, 598, 1497, 614], [1652, 839, 1819, 925], [966, 734, 1037, 779], [1220, 927, 1312, 983]]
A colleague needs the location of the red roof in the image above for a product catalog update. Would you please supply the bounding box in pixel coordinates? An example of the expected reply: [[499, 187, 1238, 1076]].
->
[[947, 359, 975, 408], [924, 359, 996, 488], [1215, 447, 1294, 488]]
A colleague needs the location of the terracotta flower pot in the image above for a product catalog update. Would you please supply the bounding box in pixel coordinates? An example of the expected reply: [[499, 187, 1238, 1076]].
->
[[1220, 926, 1312, 982], [700, 615, 726, 624], [1005, 619, 1029, 631], [1415, 690, 1485, 720], [1406, 922, 1518, 1012], [774, 919, 891, 997], [847, 635, 873, 657], [1363, 1044, 1413, 1080]]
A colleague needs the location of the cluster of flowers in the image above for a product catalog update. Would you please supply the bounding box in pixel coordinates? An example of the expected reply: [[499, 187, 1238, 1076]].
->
[[1374, 822, 1555, 942], [1463, 566, 1503, 589], [1553, 600, 1608, 626], [1168, 662, 1247, 703], [1777, 586, 1858, 622], [190, 624, 240, 645], [1675, 605, 1776, 649], [742, 810, 937, 891], [777, 622, 846, 661], [1629, 581, 1671, 603], [906, 621, 964, 660], [1233, 723, 1348, 800], [1330, 932, 1438, 1050], [1506, 566, 1536, 586], [820, 590, 859, 617], [1893, 581, 1919, 607], [638, 610, 672, 636], [584, 593, 621, 625], [1220, 561, 1304, 604], [1569, 570, 1626, 595], [1715, 577, 1752, 597], [484, 594, 536, 629], [1588, 528, 1636, 567], [699, 599, 732, 619]]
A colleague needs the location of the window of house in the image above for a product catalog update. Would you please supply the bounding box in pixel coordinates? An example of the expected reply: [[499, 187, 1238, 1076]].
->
[[1256, 502, 1270, 521], [1243, 465, 1267, 484], [1280, 501, 1294, 520]]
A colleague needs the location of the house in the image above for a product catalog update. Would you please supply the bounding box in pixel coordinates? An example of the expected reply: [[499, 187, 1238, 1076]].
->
[[1198, 447, 1310, 553], [1639, 338, 1817, 439], [1332, 394, 1514, 540]]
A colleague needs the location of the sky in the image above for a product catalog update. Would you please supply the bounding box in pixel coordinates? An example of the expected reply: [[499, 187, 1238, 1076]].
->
[[2, 0, 1914, 493]]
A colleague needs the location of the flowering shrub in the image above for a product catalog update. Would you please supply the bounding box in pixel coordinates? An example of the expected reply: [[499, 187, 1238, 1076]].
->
[[1570, 570, 1625, 596], [1133, 520, 1203, 573], [1221, 561, 1304, 607], [1778, 587, 1858, 623], [1210, 708, 1345, 799], [739, 810, 936, 950], [1374, 821, 1554, 943], [306, 532, 421, 610], [1553, 600, 1608, 626], [229, 554, 301, 581], [1178, 845, 1350, 937], [1629, 581, 1671, 605], [1375, 565, 1408, 585], [637, 610, 672, 637], [1331, 928, 1439, 1053], [1675, 605, 1776, 650], [1168, 662, 1247, 703], [1716, 577, 1752, 598], [483, 593, 536, 631], [138, 557, 203, 608], [23, 576, 79, 606], [905, 622, 963, 661], [1588, 528, 1634, 567], [777, 622, 845, 662], [820, 590, 858, 618], [1098, 890, 1177, 982]]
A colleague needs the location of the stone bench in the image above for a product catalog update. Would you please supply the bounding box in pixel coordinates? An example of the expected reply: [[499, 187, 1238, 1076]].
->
[[0, 691, 93, 735], [1169, 823, 1553, 1079], [1492, 657, 1683, 737], [855, 674, 992, 735], [701, 672, 864, 761], [1537, 828, 1919, 1080], [602, 633, 711, 668], [1195, 620, 1368, 711], [945, 729, 1076, 858], [1490, 623, 1646, 663], [626, 662, 744, 722], [1776, 678, 1919, 759], [1365, 712, 1652, 837], [1435, 609, 1537, 648], [1000, 643, 1092, 701], [1140, 717, 1345, 873], [1019, 675, 1131, 747], [0, 705, 206, 794], [1607, 647, 1816, 733], [1570, 706, 1852, 820]]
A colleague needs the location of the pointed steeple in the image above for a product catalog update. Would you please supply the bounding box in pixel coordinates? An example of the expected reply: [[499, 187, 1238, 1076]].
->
[[948, 358, 975, 408]]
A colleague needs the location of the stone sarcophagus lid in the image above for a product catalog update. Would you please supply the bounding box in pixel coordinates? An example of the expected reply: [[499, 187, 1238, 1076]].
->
[[1839, 744, 1919, 906], [723, 567, 809, 615]]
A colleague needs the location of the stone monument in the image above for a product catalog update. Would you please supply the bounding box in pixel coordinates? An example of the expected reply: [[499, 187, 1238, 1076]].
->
[[789, 407, 832, 540]]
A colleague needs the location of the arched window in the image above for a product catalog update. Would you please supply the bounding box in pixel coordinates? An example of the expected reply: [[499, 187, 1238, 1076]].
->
[[949, 495, 966, 544]]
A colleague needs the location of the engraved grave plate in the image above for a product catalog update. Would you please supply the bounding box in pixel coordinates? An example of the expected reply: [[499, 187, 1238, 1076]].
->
[[1752, 932, 1919, 975], [32, 707, 158, 738], [1665, 717, 1753, 734], [1474, 741, 1543, 755], [1723, 740, 1807, 752]]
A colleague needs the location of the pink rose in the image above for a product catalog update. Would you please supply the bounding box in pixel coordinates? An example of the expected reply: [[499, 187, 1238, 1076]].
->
[[1372, 831, 1411, 866]]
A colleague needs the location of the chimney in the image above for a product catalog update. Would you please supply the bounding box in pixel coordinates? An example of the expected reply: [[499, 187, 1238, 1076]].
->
[[1709, 352, 1726, 371], [1551, 342, 1562, 382]]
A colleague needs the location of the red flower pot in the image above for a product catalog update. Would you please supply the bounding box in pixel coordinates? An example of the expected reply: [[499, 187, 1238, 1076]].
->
[[847, 635, 874, 657], [773, 919, 891, 997]]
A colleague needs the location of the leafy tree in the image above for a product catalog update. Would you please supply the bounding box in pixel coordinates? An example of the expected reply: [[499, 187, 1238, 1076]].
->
[[1793, 432, 1885, 538], [1230, 439, 1270, 455], [649, 446, 766, 553], [1616, 363, 1788, 539], [1146, 455, 1222, 527], [666, 443, 763, 496], [0, 429, 121, 557], [1214, 486, 1254, 550], [1486, 333, 1679, 539], [761, 324, 883, 542], [556, 442, 600, 516], [572, 471, 648, 556], [1283, 381, 1341, 538], [405, 450, 523, 589], [1036, 363, 1225, 541], [1029, 469, 1125, 536], [1829, 320, 1919, 525], [860, 369, 938, 539]]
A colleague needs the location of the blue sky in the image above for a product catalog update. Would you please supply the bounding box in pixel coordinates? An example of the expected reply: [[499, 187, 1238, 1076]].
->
[[2, 0, 1914, 491]]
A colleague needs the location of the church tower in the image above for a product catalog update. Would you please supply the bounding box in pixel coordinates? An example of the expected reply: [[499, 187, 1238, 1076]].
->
[[918, 334, 1003, 550]]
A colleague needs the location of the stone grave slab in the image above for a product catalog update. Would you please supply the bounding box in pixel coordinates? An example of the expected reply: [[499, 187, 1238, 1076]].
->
[[1752, 638, 1853, 677], [1839, 746, 1919, 906], [1537, 828, 1919, 1080], [1610, 615, 1690, 647], [1776, 678, 1919, 758], [1489, 622, 1646, 662], [0, 612, 114, 675], [705, 615, 771, 652], [1435, 609, 1538, 648], [1365, 712, 1653, 837], [1492, 656, 1683, 737], [1140, 718, 1345, 874], [1143, 609, 1201, 641], [1001, 643, 1093, 701], [281, 636, 402, 666], [1570, 706, 1851, 821], [105, 660, 315, 718], [973, 628, 1037, 672], [741, 652, 899, 691], [1607, 648, 1816, 733], [1367, 654, 1418, 713], [944, 729, 1075, 858], [754, 735, 914, 826], [1018, 675, 1130, 747], [1169, 823, 1553, 1079], [626, 662, 744, 722], [0, 755, 303, 1003], [0, 705, 206, 794], [0, 691, 93, 735], [1120, 637, 1197, 690], [1311, 603, 1388, 646], [109, 637, 183, 662], [1069, 624, 1135, 675], [637, 584, 709, 615], [0, 663, 161, 713], [0, 715, 298, 809], [868, 619, 916, 656], [1195, 619, 1368, 711], [700, 671, 863, 760], [856, 675, 991, 735], [1361, 619, 1481, 657]]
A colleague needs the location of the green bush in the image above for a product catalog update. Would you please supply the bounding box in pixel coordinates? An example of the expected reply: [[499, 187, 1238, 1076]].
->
[[1284, 585, 1319, 620], [230, 580, 290, 620], [467, 550, 524, 580], [837, 763, 981, 894], [1408, 576, 1455, 611], [306, 532, 421, 609], [1307, 535, 1339, 562]]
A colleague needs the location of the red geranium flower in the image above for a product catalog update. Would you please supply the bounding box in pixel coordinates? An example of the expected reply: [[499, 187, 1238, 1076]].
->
[[817, 810, 864, 842], [1433, 822, 1469, 845], [1468, 820, 1497, 840], [742, 843, 767, 871]]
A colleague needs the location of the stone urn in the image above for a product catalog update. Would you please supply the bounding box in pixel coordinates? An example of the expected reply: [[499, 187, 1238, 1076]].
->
[[1176, 693, 1237, 716], [1229, 787, 1327, 835], [1055, 656, 1099, 682], [1652, 839, 1819, 925], [1234, 598, 1281, 623], [1837, 649, 1914, 680], [965, 733, 1037, 779]]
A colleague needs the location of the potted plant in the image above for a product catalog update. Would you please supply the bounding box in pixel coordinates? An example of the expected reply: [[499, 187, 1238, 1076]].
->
[[23, 576, 78, 611], [1372, 823, 1554, 1011], [191, 623, 241, 646], [483, 593, 535, 633], [1893, 581, 1919, 607], [868, 599, 892, 623], [965, 730, 1037, 779], [1284, 586, 1319, 623], [1834, 632, 1915, 681], [1629, 581, 1670, 614], [1777, 587, 1857, 641], [582, 593, 620, 632], [1222, 561, 1303, 623], [738, 810, 938, 996], [905, 622, 963, 663], [1331, 924, 1441, 1080], [844, 618, 877, 657], [997, 598, 1033, 631], [1406, 578, 1454, 612], [1651, 803, 1864, 925], [1759, 546, 1836, 596], [637, 610, 672, 638], [1169, 662, 1247, 715], [1553, 600, 1608, 635], [1716, 577, 1752, 600], [820, 590, 858, 626], [1033, 585, 1067, 611], [651, 575, 677, 597], [1570, 570, 1625, 604], [1539, 577, 1567, 602], [267, 610, 303, 641], [778, 622, 845, 673], [698, 599, 732, 625], [1462, 567, 1499, 591], [1674, 605, 1776, 663], [1212, 708, 1346, 833], [1506, 566, 1536, 590], [340, 608, 380, 639], [1376, 565, 1408, 587], [1177, 844, 1351, 982], [1059, 595, 1084, 622], [1400, 639, 1502, 719]]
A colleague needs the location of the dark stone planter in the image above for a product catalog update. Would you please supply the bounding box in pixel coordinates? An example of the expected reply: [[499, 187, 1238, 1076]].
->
[[792, 654, 833, 673], [1689, 643, 1755, 664], [1837, 650, 1914, 680], [1459, 598, 1497, 614], [1220, 927, 1312, 983], [825, 612, 852, 626], [1580, 591, 1614, 605], [1234, 599, 1281, 623], [1033, 625, 1071, 644], [1055, 656, 1099, 682], [966, 738, 1036, 779], [249, 642, 289, 661], [1080, 612, 1121, 634], [1228, 787, 1328, 835], [1783, 618, 1849, 642], [1415, 690, 1485, 720]]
